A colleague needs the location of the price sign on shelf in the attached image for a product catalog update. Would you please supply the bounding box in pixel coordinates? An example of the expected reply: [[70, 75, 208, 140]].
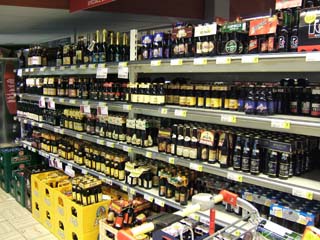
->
[[38, 97, 46, 108], [119, 62, 128, 67], [221, 114, 237, 123], [271, 119, 291, 129], [17, 69, 22, 77], [89, 64, 96, 69], [305, 53, 320, 62], [189, 163, 203, 172], [123, 104, 132, 111], [129, 188, 136, 195], [241, 55, 259, 64], [69, 99, 76, 104], [81, 169, 88, 175], [227, 172, 243, 182], [170, 59, 183, 66], [121, 185, 128, 192], [174, 109, 187, 117], [65, 165, 75, 177], [76, 134, 83, 139], [48, 99, 55, 110], [59, 98, 65, 103], [145, 151, 153, 158], [118, 66, 129, 79], [151, 60, 162, 66], [168, 157, 175, 165], [144, 194, 154, 202], [96, 139, 105, 145], [96, 67, 108, 79], [59, 66, 65, 70], [216, 57, 231, 65], [70, 65, 77, 70], [80, 105, 91, 114], [123, 146, 132, 153], [50, 67, 56, 71], [97, 106, 108, 116], [292, 187, 313, 200], [160, 108, 168, 115], [194, 58, 208, 65], [155, 198, 165, 207], [80, 64, 87, 69], [106, 142, 115, 148]]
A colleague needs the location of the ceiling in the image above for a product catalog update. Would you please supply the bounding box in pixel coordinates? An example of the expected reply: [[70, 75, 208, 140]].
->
[[0, 5, 197, 45]]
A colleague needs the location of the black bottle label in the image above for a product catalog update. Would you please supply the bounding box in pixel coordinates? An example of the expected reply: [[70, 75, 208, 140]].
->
[[268, 161, 277, 176], [279, 162, 289, 178], [241, 156, 250, 171], [278, 36, 286, 50], [302, 101, 310, 114], [233, 154, 241, 170], [250, 158, 260, 174], [244, 100, 255, 113], [290, 36, 298, 50], [225, 40, 237, 54], [99, 53, 106, 63], [256, 101, 268, 114]]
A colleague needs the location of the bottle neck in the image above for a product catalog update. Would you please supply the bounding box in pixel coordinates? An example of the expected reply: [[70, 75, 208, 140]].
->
[[110, 34, 114, 45], [116, 33, 120, 45], [96, 31, 100, 43]]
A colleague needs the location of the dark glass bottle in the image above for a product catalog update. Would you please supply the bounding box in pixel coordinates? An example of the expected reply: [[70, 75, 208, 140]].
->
[[159, 177, 167, 197], [190, 127, 199, 160], [76, 36, 85, 65], [250, 137, 261, 175], [241, 135, 252, 172], [218, 132, 229, 168], [120, 33, 129, 61], [19, 49, 26, 68], [290, 9, 299, 52], [171, 124, 178, 155], [279, 152, 290, 180], [56, 45, 63, 67], [245, 86, 256, 114], [182, 126, 191, 159], [233, 134, 243, 171], [179, 177, 188, 206], [93, 30, 100, 63], [176, 125, 184, 157], [256, 86, 268, 115], [278, 11, 290, 52], [267, 151, 279, 178], [115, 32, 121, 62], [108, 32, 116, 62], [99, 29, 108, 63]]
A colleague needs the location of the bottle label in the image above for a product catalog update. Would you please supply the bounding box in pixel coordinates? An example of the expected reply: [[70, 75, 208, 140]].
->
[[268, 161, 277, 176], [260, 41, 268, 52], [83, 56, 89, 63], [225, 40, 237, 54], [244, 100, 255, 113], [311, 103, 320, 116], [99, 53, 106, 63], [211, 98, 221, 108], [197, 97, 204, 107], [256, 101, 268, 114], [208, 41, 215, 53], [56, 59, 62, 67], [290, 101, 298, 113], [178, 43, 185, 55], [229, 99, 238, 110], [209, 149, 217, 161], [196, 42, 202, 54], [278, 36, 286, 49], [176, 145, 183, 156], [249, 39, 258, 52], [93, 53, 99, 63], [238, 99, 244, 110], [164, 48, 170, 58], [186, 96, 196, 106], [241, 157, 250, 171], [290, 36, 298, 50], [233, 154, 241, 169], [202, 41, 209, 53], [279, 162, 289, 178], [268, 36, 275, 52], [76, 50, 82, 61], [205, 97, 211, 108], [201, 147, 208, 160], [302, 101, 310, 114], [219, 154, 227, 164], [31, 56, 41, 65], [63, 57, 71, 65], [189, 148, 198, 159], [183, 147, 190, 158], [250, 158, 260, 173]]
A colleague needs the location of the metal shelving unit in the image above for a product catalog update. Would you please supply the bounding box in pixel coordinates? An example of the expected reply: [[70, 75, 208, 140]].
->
[[18, 94, 320, 137], [17, 116, 320, 201], [20, 139, 251, 230]]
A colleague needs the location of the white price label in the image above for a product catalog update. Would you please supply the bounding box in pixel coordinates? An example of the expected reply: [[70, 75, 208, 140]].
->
[[82, 100, 89, 105], [40, 67, 46, 72], [48, 100, 55, 110], [38, 123, 43, 128], [25, 68, 30, 73], [76, 134, 83, 139], [155, 198, 165, 207], [81, 169, 88, 175], [241, 55, 259, 63], [292, 187, 313, 200], [59, 98, 65, 103], [118, 66, 129, 79], [17, 69, 22, 77], [271, 119, 291, 129], [98, 63, 106, 68], [106, 142, 115, 148], [168, 157, 175, 164], [80, 105, 91, 114], [80, 64, 87, 69], [160, 108, 168, 115], [97, 106, 108, 116], [145, 151, 153, 158], [129, 188, 136, 195], [194, 58, 207, 65], [194, 23, 217, 37], [65, 165, 75, 177], [105, 179, 113, 185], [151, 60, 162, 66], [227, 172, 243, 182], [122, 185, 128, 192], [70, 65, 77, 70], [96, 139, 105, 145], [59, 66, 65, 70], [189, 163, 203, 172], [123, 104, 132, 111], [221, 115, 237, 123], [30, 68, 34, 72], [59, 129, 65, 134], [174, 109, 187, 117], [31, 148, 37, 153], [98, 102, 107, 107], [119, 62, 128, 67], [216, 57, 231, 64], [89, 64, 96, 69], [23, 119, 28, 124], [306, 53, 320, 62], [50, 67, 56, 71], [96, 67, 108, 79], [54, 127, 60, 133], [38, 97, 46, 108], [144, 194, 154, 202], [69, 99, 76, 104], [190, 214, 200, 221], [122, 146, 132, 153], [170, 59, 183, 66]]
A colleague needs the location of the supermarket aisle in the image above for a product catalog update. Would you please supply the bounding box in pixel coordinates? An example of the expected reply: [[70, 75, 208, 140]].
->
[[0, 188, 57, 240]]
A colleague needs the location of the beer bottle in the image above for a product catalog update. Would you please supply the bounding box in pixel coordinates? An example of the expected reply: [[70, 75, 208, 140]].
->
[[279, 152, 290, 179], [176, 125, 184, 157], [218, 132, 229, 168], [241, 135, 252, 172], [267, 150, 279, 178], [182, 126, 191, 159], [250, 137, 261, 175], [93, 30, 100, 63], [278, 10, 290, 52], [245, 86, 256, 114], [190, 127, 199, 160], [233, 134, 243, 171]]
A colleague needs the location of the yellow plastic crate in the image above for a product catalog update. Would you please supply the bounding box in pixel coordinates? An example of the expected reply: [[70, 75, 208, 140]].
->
[[99, 219, 118, 240], [53, 185, 72, 240], [66, 199, 111, 235], [43, 208, 55, 233], [67, 230, 99, 240], [31, 199, 42, 223]]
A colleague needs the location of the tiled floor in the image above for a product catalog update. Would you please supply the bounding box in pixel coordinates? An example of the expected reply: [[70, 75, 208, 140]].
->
[[0, 188, 57, 240]]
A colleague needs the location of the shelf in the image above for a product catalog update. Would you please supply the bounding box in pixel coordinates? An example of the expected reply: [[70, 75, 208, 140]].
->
[[19, 94, 129, 113], [20, 140, 252, 230], [130, 52, 320, 73], [17, 53, 320, 77], [19, 94, 320, 137], [18, 63, 119, 76], [17, 116, 320, 202]]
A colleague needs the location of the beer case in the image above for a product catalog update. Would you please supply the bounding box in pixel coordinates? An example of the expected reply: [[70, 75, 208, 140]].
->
[[298, 9, 320, 52]]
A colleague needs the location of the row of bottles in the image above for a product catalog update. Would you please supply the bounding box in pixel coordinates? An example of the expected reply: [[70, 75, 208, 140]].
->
[[158, 121, 319, 179], [57, 30, 129, 66]]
